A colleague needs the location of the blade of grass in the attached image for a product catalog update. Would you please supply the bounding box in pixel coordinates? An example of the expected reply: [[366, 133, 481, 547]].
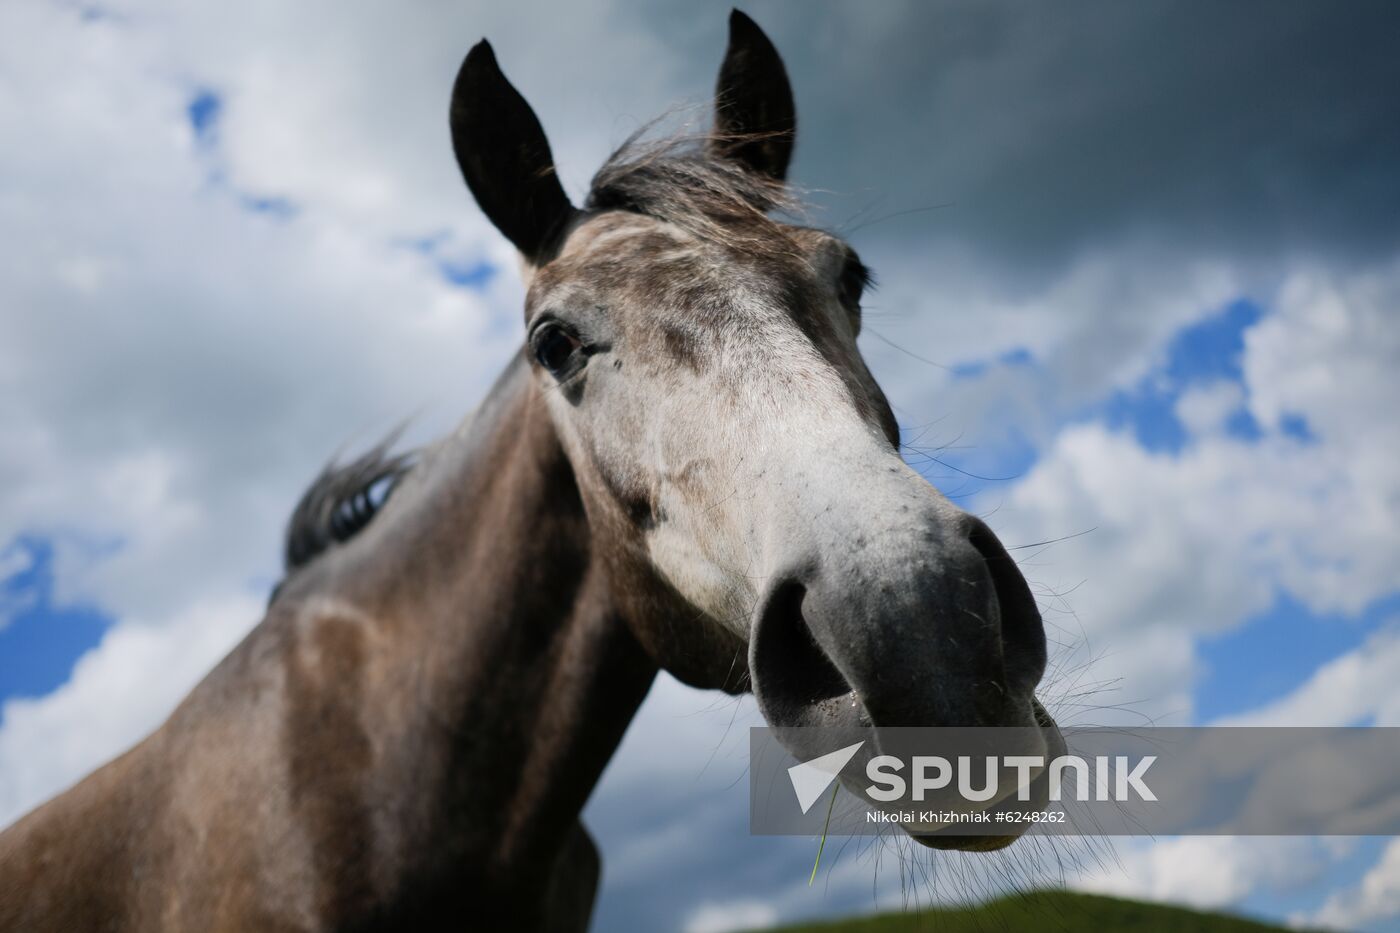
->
[[808, 781, 840, 886]]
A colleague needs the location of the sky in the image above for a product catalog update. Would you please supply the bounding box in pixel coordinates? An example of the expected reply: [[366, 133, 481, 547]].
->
[[1, 0, 1398, 929]]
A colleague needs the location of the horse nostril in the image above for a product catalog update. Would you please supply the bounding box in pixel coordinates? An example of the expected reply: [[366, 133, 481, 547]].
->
[[965, 517, 1048, 696], [750, 580, 852, 717]]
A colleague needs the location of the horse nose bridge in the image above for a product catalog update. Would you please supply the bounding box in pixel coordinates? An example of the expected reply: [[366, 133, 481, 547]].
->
[[807, 508, 1001, 654], [769, 450, 971, 578]]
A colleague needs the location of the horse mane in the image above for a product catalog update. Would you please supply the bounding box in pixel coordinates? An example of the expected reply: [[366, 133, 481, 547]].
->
[[282, 433, 415, 574], [586, 125, 802, 251]]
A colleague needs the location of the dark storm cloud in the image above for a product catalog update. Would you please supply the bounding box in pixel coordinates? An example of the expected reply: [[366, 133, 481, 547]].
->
[[629, 0, 1400, 275]]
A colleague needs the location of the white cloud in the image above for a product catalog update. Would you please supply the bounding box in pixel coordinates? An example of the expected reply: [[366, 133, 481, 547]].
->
[[863, 246, 1245, 453], [684, 899, 778, 933], [1243, 263, 1400, 615], [975, 261, 1400, 726], [1051, 589, 1400, 923], [1076, 836, 1326, 911], [1175, 380, 1247, 438], [0, 544, 31, 584], [0, 592, 260, 825], [1306, 837, 1400, 931], [1217, 623, 1400, 728], [109, 0, 686, 232], [0, 542, 37, 631]]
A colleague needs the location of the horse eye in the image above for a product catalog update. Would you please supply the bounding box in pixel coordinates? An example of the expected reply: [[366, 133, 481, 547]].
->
[[839, 256, 872, 308], [532, 324, 583, 375]]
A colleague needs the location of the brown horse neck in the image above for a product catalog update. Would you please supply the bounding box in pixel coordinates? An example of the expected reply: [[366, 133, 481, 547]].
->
[[269, 354, 658, 910]]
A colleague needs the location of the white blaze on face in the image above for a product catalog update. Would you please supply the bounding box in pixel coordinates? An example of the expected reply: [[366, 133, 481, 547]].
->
[[532, 212, 921, 638], [642, 422, 903, 634], [635, 307, 912, 637]]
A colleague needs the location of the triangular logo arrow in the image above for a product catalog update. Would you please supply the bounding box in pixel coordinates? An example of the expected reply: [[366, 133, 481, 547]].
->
[[787, 741, 865, 814]]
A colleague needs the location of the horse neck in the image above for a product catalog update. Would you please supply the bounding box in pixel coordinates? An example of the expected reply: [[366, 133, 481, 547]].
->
[[282, 355, 657, 882]]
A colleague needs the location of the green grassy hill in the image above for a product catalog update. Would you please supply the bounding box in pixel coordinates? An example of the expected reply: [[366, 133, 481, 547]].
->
[[761, 890, 1315, 933]]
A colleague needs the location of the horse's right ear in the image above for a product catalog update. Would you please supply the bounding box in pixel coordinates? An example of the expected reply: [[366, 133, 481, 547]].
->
[[711, 10, 796, 182], [450, 41, 577, 265]]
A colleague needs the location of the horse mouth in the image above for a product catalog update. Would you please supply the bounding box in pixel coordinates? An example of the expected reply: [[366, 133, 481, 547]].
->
[[905, 700, 1066, 851], [789, 696, 1066, 853]]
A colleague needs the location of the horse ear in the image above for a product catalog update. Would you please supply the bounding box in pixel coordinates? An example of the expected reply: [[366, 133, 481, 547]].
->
[[450, 40, 577, 265], [711, 10, 796, 182]]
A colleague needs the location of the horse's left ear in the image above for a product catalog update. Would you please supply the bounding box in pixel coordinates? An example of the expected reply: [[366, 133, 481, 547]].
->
[[711, 10, 796, 182], [450, 40, 577, 265]]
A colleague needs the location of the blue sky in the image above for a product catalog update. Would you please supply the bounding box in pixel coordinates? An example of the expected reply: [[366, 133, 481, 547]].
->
[[2, 2, 1399, 931], [0, 538, 113, 701]]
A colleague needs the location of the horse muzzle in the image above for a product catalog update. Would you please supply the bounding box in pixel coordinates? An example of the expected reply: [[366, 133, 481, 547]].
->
[[747, 502, 1062, 850]]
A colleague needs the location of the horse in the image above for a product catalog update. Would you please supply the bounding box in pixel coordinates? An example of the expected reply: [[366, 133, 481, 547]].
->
[[0, 11, 1059, 931]]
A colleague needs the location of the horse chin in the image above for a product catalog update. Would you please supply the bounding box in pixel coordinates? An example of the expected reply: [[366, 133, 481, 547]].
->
[[905, 703, 1065, 852], [916, 833, 1021, 851]]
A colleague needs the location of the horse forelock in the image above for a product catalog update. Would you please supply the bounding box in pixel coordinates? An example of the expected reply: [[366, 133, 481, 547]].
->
[[584, 127, 802, 255]]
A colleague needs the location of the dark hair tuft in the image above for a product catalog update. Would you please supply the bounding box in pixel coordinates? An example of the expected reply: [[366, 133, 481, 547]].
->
[[283, 435, 414, 573]]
